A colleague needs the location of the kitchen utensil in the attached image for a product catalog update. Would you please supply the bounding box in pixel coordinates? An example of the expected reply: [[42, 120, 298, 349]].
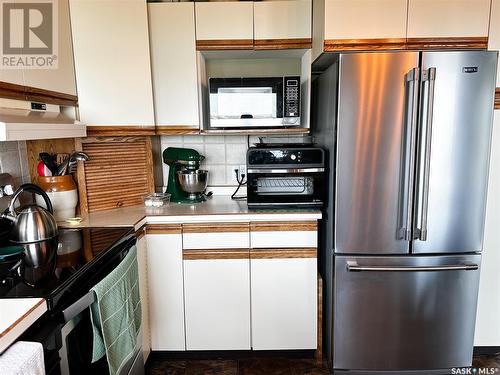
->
[[176, 169, 209, 201], [144, 193, 171, 207], [2, 184, 58, 268], [56, 158, 70, 176], [39, 153, 57, 175], [67, 151, 89, 174], [37, 161, 52, 177]]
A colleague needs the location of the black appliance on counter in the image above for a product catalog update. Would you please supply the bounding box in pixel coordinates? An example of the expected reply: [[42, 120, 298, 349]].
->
[[0, 226, 138, 375], [246, 145, 325, 208]]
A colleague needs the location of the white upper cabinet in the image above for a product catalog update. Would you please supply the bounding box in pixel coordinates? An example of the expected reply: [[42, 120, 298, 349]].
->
[[195, 2, 254, 41], [324, 0, 407, 40], [489, 0, 500, 86], [148, 3, 199, 128], [254, 0, 312, 40], [23, 0, 76, 96], [69, 0, 154, 125], [407, 0, 491, 38]]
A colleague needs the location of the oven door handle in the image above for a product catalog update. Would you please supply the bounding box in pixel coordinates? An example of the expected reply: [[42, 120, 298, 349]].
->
[[247, 168, 324, 174], [62, 291, 96, 323]]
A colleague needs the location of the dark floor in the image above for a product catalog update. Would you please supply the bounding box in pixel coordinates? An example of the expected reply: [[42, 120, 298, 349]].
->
[[146, 354, 500, 375]]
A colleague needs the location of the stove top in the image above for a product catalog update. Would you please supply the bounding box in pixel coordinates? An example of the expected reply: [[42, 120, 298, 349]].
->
[[0, 227, 133, 309]]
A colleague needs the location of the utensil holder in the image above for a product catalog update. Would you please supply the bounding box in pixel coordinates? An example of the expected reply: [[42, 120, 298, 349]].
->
[[37, 176, 78, 221]]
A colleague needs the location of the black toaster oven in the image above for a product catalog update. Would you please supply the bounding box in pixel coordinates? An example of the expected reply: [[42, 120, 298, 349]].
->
[[246, 146, 325, 208]]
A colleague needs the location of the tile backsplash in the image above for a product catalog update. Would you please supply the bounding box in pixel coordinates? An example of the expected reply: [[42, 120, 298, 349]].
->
[[159, 135, 305, 189], [0, 141, 30, 187]]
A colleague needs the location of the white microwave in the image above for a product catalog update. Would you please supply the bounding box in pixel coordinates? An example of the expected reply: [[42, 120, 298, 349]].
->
[[208, 76, 301, 129]]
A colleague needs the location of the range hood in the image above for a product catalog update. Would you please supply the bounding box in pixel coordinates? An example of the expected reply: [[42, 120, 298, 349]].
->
[[0, 98, 86, 141]]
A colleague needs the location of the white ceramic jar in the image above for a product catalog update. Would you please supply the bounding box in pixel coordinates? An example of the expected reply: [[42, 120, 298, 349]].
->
[[36, 176, 79, 221]]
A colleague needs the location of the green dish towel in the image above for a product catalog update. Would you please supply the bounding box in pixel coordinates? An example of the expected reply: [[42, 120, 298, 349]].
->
[[90, 245, 142, 375]]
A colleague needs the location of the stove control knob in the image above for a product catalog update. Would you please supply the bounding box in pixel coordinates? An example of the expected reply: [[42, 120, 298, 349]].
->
[[290, 154, 297, 161]]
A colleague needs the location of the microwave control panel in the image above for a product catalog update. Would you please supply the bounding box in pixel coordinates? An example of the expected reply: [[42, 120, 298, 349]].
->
[[284, 76, 300, 118]]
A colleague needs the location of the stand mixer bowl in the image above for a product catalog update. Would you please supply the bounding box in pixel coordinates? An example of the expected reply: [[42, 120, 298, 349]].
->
[[176, 170, 208, 198]]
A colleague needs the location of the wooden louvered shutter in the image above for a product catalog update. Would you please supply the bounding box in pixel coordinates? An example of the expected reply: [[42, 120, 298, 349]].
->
[[76, 137, 154, 214]]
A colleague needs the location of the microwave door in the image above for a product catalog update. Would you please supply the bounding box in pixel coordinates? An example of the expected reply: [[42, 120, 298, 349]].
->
[[210, 87, 282, 128]]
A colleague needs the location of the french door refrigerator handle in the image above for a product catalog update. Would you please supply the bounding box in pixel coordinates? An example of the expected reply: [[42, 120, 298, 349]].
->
[[415, 67, 436, 241], [346, 261, 479, 272], [398, 68, 420, 241]]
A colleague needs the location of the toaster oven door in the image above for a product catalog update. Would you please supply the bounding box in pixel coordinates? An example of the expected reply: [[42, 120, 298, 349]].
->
[[247, 171, 325, 207]]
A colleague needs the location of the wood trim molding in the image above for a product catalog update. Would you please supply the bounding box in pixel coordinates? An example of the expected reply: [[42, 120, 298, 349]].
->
[[0, 81, 78, 106], [196, 39, 254, 51], [254, 38, 312, 50], [86, 126, 156, 137], [405, 37, 488, 50], [183, 222, 249, 234], [495, 88, 500, 110], [136, 226, 146, 240], [324, 38, 406, 52], [183, 248, 250, 260], [250, 247, 317, 259], [324, 37, 488, 52], [0, 298, 46, 339], [250, 221, 317, 232], [146, 224, 182, 235], [155, 126, 200, 135]]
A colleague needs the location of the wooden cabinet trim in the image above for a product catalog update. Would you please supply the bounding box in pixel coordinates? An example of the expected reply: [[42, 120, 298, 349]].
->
[[323, 37, 488, 52], [495, 88, 500, 110], [405, 37, 488, 50], [183, 222, 250, 233], [155, 126, 200, 135], [86, 126, 156, 137], [0, 81, 78, 105], [136, 225, 146, 240], [250, 248, 317, 259], [250, 221, 317, 232], [254, 38, 312, 50], [146, 224, 182, 235], [196, 39, 254, 51], [183, 248, 250, 260], [324, 38, 406, 52]]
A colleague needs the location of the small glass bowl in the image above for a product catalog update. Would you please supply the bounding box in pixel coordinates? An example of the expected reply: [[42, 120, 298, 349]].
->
[[144, 193, 171, 208]]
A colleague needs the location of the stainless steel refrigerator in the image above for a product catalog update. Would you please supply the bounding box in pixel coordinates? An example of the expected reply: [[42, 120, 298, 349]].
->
[[312, 51, 498, 374]]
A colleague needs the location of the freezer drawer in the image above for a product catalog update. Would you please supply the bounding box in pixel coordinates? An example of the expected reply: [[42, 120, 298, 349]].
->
[[333, 254, 481, 372]]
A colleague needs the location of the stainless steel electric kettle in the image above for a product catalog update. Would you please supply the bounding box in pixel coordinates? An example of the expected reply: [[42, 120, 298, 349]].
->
[[2, 184, 58, 267]]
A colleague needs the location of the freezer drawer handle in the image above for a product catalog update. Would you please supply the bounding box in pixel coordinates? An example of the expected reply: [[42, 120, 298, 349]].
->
[[346, 261, 478, 272]]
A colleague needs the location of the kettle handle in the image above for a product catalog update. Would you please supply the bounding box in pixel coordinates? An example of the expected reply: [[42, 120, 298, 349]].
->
[[8, 183, 54, 217]]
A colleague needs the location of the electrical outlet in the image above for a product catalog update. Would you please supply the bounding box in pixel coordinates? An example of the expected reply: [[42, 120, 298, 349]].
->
[[238, 165, 247, 180]]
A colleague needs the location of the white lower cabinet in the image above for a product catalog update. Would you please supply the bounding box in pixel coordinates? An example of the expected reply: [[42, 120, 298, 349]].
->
[[136, 233, 151, 361], [250, 252, 317, 350], [183, 255, 251, 350], [146, 229, 186, 350]]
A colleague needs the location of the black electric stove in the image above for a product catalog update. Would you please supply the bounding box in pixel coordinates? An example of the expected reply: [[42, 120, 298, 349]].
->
[[0, 227, 134, 311]]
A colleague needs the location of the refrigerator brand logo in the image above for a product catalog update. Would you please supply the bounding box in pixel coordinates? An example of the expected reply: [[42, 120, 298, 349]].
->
[[1, 0, 58, 69], [463, 66, 479, 73], [452, 368, 499, 374]]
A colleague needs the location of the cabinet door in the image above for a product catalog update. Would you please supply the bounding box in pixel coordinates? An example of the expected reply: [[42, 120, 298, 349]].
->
[[0, 0, 25, 88], [23, 0, 76, 96], [183, 250, 251, 350], [146, 227, 186, 350], [148, 3, 199, 128], [250, 249, 317, 350], [407, 0, 491, 39], [475, 111, 500, 346], [489, 0, 500, 86], [195, 2, 254, 49], [324, 0, 407, 41], [250, 221, 317, 249], [254, 0, 312, 48], [135, 232, 150, 361], [69, 0, 154, 125]]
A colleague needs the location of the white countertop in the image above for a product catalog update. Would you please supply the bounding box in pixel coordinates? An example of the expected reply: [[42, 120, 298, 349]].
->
[[0, 298, 47, 353], [60, 196, 322, 230]]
